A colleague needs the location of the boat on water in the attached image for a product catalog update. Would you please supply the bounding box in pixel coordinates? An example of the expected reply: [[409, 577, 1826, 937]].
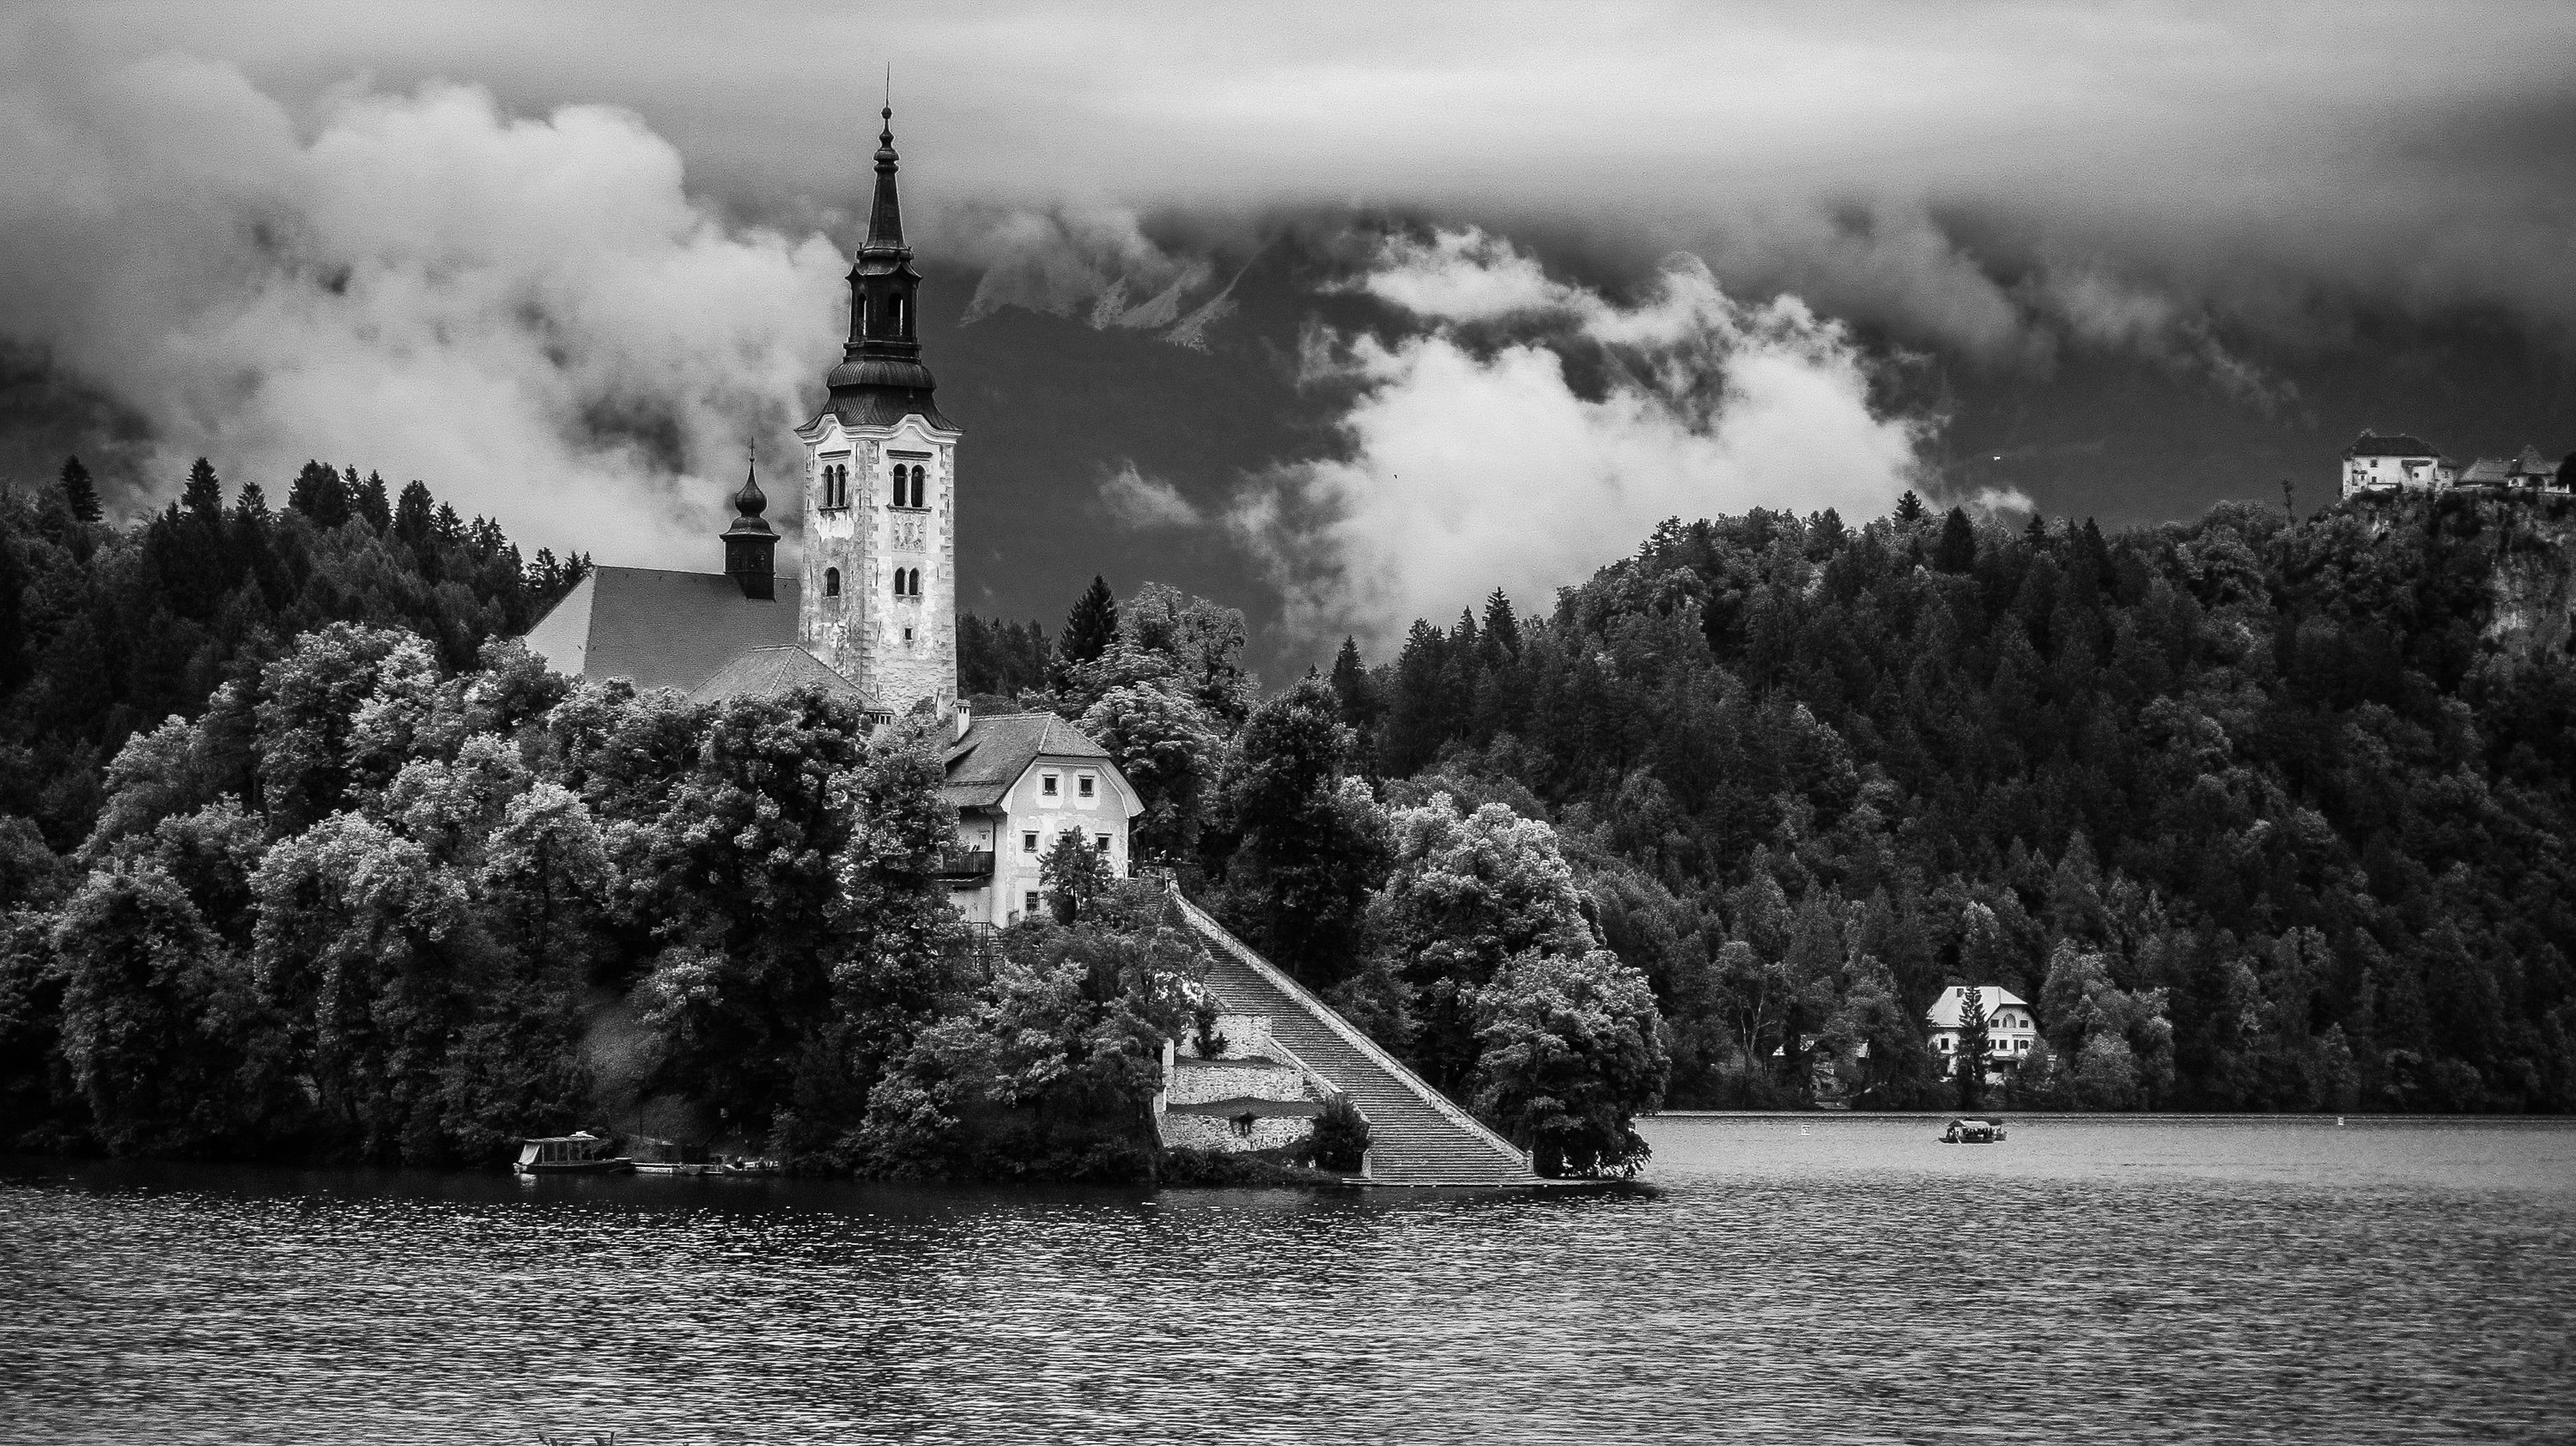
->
[[718, 1157, 782, 1176], [632, 1161, 722, 1176], [1940, 1117, 2008, 1144], [513, 1132, 635, 1175]]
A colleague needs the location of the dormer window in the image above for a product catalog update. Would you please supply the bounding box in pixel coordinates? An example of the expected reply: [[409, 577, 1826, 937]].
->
[[824, 567, 841, 598]]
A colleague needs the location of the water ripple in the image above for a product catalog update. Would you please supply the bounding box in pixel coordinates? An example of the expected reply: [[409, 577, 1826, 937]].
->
[[3, 1115, 2570, 1443]]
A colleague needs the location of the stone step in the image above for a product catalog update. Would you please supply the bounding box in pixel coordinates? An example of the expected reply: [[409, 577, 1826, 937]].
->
[[1175, 893, 1540, 1187]]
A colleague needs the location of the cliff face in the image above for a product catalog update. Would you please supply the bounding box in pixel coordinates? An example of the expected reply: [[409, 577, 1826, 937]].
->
[[2482, 507, 2576, 659]]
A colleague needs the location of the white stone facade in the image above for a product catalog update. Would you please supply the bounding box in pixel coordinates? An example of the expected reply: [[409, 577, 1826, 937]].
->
[[1156, 1018, 1327, 1154], [952, 750, 1138, 927], [794, 410, 960, 720]]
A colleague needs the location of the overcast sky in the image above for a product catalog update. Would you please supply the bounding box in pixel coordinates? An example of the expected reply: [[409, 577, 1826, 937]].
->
[[3, 2, 2571, 670]]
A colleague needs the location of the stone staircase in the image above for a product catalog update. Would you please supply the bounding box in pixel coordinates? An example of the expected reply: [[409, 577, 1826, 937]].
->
[[1173, 894, 1541, 1187]]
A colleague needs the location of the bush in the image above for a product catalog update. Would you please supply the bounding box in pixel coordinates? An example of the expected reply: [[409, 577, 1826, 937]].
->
[[1158, 1146, 1337, 1188], [1308, 1092, 1370, 1173]]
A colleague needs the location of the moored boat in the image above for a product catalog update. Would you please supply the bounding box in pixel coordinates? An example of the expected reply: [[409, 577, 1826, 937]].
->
[[1940, 1117, 2008, 1144], [513, 1131, 635, 1175]]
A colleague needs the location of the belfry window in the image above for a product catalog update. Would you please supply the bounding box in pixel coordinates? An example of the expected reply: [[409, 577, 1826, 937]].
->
[[824, 567, 841, 598]]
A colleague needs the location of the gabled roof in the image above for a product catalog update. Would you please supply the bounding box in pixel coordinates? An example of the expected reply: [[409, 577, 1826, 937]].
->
[[2346, 431, 2439, 459], [690, 646, 872, 707], [1926, 986, 2031, 1029], [521, 567, 801, 693], [2462, 458, 2514, 484], [941, 711, 1120, 810]]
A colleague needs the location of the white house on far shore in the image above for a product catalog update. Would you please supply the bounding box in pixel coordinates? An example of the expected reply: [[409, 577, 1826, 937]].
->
[[1928, 986, 2038, 1081]]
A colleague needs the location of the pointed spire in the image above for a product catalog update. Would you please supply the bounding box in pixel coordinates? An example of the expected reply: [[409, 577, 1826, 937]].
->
[[863, 102, 905, 254]]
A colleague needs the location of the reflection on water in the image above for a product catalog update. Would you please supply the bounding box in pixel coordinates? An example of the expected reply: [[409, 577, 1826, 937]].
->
[[4, 1116, 2572, 1444]]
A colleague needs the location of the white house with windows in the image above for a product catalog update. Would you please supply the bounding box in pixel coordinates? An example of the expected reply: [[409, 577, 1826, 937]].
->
[[2341, 431, 2455, 499], [938, 710, 1143, 926], [1927, 986, 2038, 1081]]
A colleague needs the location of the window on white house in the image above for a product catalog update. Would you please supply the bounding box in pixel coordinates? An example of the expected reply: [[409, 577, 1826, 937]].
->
[[1022, 832, 1038, 853], [1042, 773, 1059, 797], [1094, 835, 1110, 854], [1024, 890, 1039, 915], [1077, 774, 1095, 799]]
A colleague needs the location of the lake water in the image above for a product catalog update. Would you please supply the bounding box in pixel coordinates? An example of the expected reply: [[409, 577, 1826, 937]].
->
[[4, 1115, 2572, 1444]]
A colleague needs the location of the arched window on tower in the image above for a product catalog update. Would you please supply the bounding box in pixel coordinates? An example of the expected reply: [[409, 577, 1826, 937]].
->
[[911, 465, 927, 507], [890, 295, 904, 335], [824, 567, 841, 598]]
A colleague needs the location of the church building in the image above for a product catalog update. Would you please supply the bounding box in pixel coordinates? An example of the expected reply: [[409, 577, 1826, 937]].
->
[[519, 106, 1139, 926]]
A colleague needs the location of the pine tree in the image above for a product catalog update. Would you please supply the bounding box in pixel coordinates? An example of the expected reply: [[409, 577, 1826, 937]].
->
[[1481, 589, 1520, 657], [232, 481, 269, 521], [1057, 575, 1119, 681], [288, 460, 350, 527], [393, 481, 436, 550], [181, 459, 224, 523], [1893, 489, 1927, 525], [59, 457, 101, 522], [1956, 987, 1990, 1112], [355, 471, 392, 533], [1935, 507, 1978, 573], [2024, 510, 2047, 544]]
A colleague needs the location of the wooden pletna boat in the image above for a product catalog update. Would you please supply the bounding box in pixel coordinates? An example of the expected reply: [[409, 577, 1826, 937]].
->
[[1940, 1117, 2008, 1144], [630, 1137, 719, 1176], [513, 1131, 635, 1175]]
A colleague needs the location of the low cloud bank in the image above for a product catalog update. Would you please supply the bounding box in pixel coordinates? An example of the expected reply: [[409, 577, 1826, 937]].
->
[[0, 40, 841, 562], [1232, 228, 1929, 652]]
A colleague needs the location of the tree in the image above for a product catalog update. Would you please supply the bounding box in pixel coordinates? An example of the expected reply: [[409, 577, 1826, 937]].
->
[[1216, 677, 1388, 988], [181, 458, 224, 523], [1080, 683, 1219, 861], [288, 460, 351, 527], [1057, 575, 1119, 682], [354, 471, 393, 533], [1955, 986, 1990, 1111], [1894, 489, 1927, 524], [1470, 948, 1668, 1177], [59, 457, 101, 522], [1040, 827, 1112, 924], [1935, 507, 1978, 572], [53, 861, 277, 1154]]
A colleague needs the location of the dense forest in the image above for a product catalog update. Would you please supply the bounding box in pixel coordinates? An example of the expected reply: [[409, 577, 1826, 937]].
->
[[0, 457, 586, 856], [5, 457, 2571, 1182], [1025, 490, 2576, 1116]]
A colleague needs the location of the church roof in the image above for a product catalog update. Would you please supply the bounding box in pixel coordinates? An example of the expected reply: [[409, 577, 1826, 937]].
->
[[520, 566, 802, 693], [942, 711, 1114, 809], [690, 646, 873, 707]]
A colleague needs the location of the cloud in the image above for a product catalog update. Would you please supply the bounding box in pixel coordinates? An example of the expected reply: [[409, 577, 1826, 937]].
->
[[1236, 228, 1929, 649], [0, 39, 841, 563], [2032, 268, 2299, 416], [952, 204, 1236, 349], [1097, 460, 1203, 529]]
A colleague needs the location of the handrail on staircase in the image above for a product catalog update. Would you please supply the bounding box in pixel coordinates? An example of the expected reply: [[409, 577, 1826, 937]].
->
[[1168, 882, 1532, 1170]]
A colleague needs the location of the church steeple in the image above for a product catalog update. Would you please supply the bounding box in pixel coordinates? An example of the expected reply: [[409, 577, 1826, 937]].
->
[[721, 443, 778, 599], [824, 102, 951, 428]]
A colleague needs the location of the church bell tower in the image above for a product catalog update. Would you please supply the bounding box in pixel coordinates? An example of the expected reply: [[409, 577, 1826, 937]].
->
[[793, 104, 960, 719]]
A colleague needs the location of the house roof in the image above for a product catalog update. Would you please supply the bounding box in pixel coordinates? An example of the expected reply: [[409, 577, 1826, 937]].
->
[[2462, 458, 2514, 484], [2346, 431, 2439, 459], [1926, 986, 2031, 1029], [690, 646, 873, 707], [2513, 446, 2555, 476], [520, 567, 802, 694], [941, 711, 1122, 810]]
